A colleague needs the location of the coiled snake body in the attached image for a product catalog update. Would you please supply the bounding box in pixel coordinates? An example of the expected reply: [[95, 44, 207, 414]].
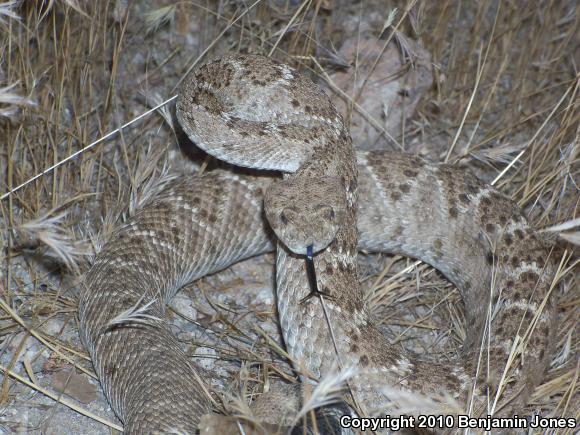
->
[[78, 54, 557, 433]]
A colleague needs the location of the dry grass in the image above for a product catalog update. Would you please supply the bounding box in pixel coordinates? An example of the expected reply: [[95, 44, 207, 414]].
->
[[0, 0, 578, 433]]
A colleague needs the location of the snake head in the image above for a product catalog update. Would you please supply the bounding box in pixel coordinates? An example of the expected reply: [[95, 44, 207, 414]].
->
[[264, 175, 346, 255]]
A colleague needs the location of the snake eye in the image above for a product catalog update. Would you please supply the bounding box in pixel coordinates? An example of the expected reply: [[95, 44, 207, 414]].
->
[[316, 205, 335, 221], [280, 211, 288, 225]]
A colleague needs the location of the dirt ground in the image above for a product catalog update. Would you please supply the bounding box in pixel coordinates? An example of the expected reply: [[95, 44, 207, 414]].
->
[[0, 1, 578, 433]]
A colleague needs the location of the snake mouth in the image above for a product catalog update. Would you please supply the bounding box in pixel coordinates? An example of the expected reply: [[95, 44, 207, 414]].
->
[[282, 237, 330, 255]]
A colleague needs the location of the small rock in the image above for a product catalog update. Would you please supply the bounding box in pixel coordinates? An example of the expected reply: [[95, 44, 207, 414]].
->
[[329, 36, 433, 150], [52, 369, 97, 404]]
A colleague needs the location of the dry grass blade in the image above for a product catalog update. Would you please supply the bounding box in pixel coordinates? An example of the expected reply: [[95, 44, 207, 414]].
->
[[129, 147, 177, 214], [143, 5, 176, 34], [268, 0, 311, 57], [0, 96, 177, 201], [0, 0, 20, 23], [102, 297, 159, 333], [379, 385, 463, 416], [380, 8, 399, 35], [540, 217, 580, 245], [469, 141, 527, 166], [0, 83, 36, 117], [492, 77, 578, 186], [294, 365, 357, 422], [444, 1, 500, 162], [15, 210, 87, 273], [0, 364, 123, 431], [0, 297, 94, 376], [172, 0, 264, 91]]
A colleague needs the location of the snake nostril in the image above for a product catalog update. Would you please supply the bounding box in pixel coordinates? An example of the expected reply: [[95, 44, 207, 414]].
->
[[280, 211, 288, 225]]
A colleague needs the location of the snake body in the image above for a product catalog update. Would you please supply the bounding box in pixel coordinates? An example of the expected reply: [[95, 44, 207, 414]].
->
[[78, 55, 558, 433]]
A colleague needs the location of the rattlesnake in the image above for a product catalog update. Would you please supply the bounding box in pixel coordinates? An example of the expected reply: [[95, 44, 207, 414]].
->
[[78, 54, 558, 433]]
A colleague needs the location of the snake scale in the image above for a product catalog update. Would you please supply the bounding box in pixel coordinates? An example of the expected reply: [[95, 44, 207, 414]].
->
[[78, 54, 558, 433]]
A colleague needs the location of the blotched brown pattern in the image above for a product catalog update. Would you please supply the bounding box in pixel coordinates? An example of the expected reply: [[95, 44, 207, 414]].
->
[[78, 55, 558, 433]]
